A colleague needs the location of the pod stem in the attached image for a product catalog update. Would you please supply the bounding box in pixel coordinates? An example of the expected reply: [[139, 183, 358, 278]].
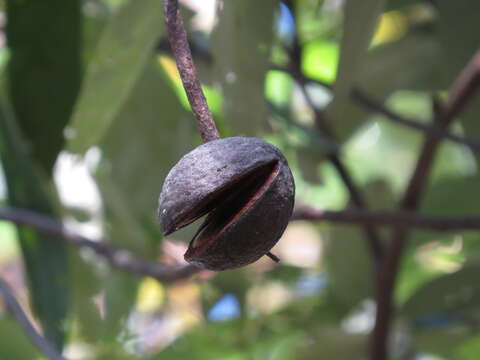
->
[[164, 0, 280, 265], [164, 0, 220, 142], [266, 252, 280, 263], [0, 279, 67, 360]]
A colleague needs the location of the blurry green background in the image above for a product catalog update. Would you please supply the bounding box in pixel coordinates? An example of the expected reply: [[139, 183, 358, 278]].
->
[[0, 0, 480, 359]]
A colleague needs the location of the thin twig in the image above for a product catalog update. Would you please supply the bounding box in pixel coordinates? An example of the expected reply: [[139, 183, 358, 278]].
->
[[0, 279, 67, 360], [370, 50, 480, 360], [0, 207, 199, 283], [284, 1, 384, 262], [272, 65, 480, 153], [266, 252, 280, 263], [296, 74, 384, 261], [164, 0, 219, 142], [164, 0, 280, 263], [350, 89, 480, 153], [292, 205, 480, 231]]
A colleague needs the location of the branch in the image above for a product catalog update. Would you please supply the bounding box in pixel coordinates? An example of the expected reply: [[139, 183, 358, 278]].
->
[[298, 94, 384, 259], [350, 89, 480, 154], [296, 78, 385, 261], [370, 50, 480, 360], [283, 2, 384, 263], [164, 0, 219, 142], [443, 52, 480, 122], [0, 207, 199, 283], [292, 205, 480, 231], [0, 279, 67, 360], [272, 65, 480, 153]]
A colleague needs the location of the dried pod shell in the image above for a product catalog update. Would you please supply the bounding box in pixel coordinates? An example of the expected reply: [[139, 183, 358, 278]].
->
[[158, 137, 295, 270]]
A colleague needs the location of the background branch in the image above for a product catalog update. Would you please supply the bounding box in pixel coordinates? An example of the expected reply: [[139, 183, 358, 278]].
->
[[272, 65, 480, 153], [0, 279, 67, 360], [164, 0, 219, 142], [350, 89, 480, 154], [292, 205, 480, 231], [0, 208, 199, 283], [370, 50, 480, 360], [284, 0, 384, 263]]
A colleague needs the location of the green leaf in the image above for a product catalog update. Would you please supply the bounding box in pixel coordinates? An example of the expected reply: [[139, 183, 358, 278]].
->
[[456, 335, 480, 360], [330, 33, 442, 140], [436, 0, 480, 138], [401, 265, 480, 318], [6, 0, 82, 171], [3, 3, 81, 345], [210, 0, 277, 136], [149, 320, 303, 360], [421, 173, 480, 216], [67, 0, 164, 153], [0, 318, 39, 359], [325, 225, 373, 313], [96, 61, 195, 335], [413, 328, 470, 359], [99, 62, 195, 247], [265, 70, 293, 108], [296, 326, 366, 360], [70, 251, 103, 343], [436, 0, 480, 84], [395, 245, 445, 304], [302, 41, 339, 85], [386, 0, 422, 11], [0, 93, 69, 350], [403, 265, 480, 357], [327, 0, 385, 125]]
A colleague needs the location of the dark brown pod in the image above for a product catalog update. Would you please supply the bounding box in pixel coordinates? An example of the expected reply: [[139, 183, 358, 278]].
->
[[157, 137, 295, 270]]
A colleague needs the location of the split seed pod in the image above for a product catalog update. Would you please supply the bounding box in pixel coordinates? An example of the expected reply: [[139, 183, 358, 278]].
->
[[157, 137, 295, 271]]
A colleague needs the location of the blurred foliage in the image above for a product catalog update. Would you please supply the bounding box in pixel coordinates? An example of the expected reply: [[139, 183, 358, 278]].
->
[[0, 0, 479, 359], [0, 89, 70, 350]]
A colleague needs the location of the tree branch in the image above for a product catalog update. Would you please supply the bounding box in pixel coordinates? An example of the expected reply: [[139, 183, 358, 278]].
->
[[164, 0, 219, 142], [370, 50, 480, 360], [292, 205, 480, 231], [283, 2, 384, 263], [0, 279, 67, 360], [0, 207, 199, 283], [350, 89, 480, 154], [295, 74, 385, 262], [296, 83, 385, 261], [271, 65, 480, 153]]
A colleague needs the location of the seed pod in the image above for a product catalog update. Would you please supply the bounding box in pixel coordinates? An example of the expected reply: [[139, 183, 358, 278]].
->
[[158, 137, 295, 270]]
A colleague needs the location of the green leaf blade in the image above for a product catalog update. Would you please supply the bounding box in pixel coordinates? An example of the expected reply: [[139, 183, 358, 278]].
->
[[6, 0, 82, 171], [67, 0, 164, 153], [0, 98, 69, 350]]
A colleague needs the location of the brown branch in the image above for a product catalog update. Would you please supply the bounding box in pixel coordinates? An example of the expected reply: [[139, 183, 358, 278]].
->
[[164, 0, 219, 142], [297, 78, 385, 261], [0, 207, 199, 283], [0, 279, 67, 360], [296, 90, 384, 261], [370, 50, 480, 360], [292, 205, 480, 231], [272, 65, 480, 153], [283, 2, 384, 263], [350, 89, 480, 153], [266, 252, 280, 263], [444, 53, 480, 122]]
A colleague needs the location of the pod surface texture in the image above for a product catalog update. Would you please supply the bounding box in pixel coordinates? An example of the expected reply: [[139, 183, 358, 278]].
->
[[158, 137, 295, 270]]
